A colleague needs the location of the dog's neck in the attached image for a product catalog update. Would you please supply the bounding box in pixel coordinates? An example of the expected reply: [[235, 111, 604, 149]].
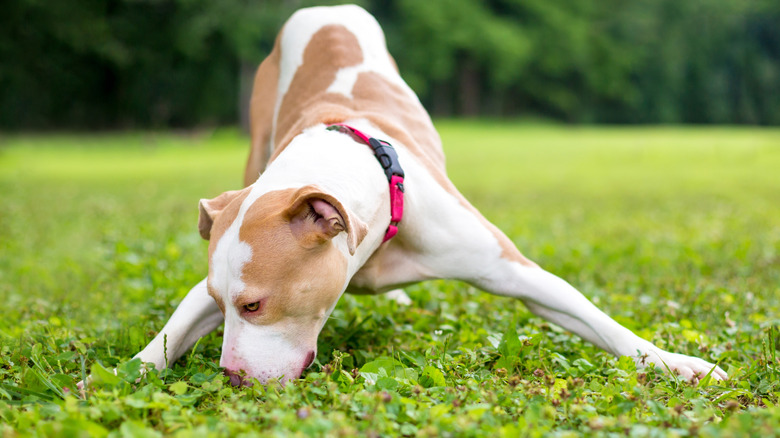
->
[[248, 121, 392, 275]]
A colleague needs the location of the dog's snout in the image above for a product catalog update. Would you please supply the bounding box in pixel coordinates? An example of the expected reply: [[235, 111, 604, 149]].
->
[[223, 351, 314, 386]]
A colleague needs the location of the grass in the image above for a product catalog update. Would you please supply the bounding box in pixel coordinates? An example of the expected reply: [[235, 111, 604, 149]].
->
[[1, 121, 779, 436]]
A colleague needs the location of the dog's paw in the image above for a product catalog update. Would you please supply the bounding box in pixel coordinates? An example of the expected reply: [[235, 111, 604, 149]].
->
[[636, 349, 727, 383]]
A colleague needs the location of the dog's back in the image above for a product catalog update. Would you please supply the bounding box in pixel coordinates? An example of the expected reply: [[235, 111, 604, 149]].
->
[[244, 5, 445, 187]]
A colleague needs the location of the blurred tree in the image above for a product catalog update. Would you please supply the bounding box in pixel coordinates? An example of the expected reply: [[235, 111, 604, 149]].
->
[[393, 0, 531, 116], [0, 0, 118, 127], [0, 0, 778, 128]]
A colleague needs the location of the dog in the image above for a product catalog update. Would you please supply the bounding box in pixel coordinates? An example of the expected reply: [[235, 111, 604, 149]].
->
[[129, 5, 726, 386]]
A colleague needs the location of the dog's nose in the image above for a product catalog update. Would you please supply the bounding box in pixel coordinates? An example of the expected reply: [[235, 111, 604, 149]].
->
[[224, 368, 252, 387]]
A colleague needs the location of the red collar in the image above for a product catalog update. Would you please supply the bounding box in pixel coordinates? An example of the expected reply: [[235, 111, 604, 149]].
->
[[326, 123, 405, 242]]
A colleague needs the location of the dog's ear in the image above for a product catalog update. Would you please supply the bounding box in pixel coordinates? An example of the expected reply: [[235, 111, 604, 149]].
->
[[285, 186, 368, 256], [198, 188, 250, 240]]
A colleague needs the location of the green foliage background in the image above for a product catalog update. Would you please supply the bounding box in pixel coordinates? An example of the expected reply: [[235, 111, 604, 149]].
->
[[1, 123, 779, 435], [2, 0, 780, 128]]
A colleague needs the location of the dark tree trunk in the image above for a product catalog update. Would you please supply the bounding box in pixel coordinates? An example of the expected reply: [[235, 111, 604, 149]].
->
[[239, 61, 255, 135], [458, 57, 480, 116], [432, 81, 453, 117]]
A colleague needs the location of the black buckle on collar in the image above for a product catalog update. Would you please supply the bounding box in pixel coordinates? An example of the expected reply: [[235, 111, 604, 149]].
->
[[367, 137, 405, 182]]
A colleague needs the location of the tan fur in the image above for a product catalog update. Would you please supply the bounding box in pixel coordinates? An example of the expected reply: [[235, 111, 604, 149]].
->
[[238, 190, 348, 323], [203, 188, 352, 321], [199, 189, 251, 240], [273, 25, 365, 157], [244, 35, 281, 187], [246, 22, 535, 268]]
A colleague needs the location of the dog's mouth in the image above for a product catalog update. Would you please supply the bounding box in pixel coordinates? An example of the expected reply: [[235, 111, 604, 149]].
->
[[223, 349, 317, 387], [224, 368, 252, 387]]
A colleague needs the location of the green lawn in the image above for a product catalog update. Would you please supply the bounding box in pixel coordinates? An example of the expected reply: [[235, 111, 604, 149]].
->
[[1, 122, 779, 436]]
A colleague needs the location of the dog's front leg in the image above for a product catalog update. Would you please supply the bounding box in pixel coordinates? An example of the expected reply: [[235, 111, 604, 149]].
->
[[133, 277, 223, 371], [78, 278, 223, 392]]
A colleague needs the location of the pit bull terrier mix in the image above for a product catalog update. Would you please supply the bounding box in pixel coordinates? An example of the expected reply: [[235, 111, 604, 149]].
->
[[130, 5, 726, 385]]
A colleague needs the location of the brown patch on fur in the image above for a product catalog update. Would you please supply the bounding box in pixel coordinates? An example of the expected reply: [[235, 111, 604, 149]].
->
[[199, 188, 252, 240], [273, 25, 364, 153], [351, 72, 446, 170], [244, 34, 281, 187], [351, 72, 536, 266], [248, 22, 535, 267], [265, 25, 443, 174], [234, 189, 348, 325], [352, 72, 534, 266]]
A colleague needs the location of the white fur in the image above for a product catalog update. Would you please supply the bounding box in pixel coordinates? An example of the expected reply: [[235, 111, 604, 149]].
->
[[210, 225, 252, 303]]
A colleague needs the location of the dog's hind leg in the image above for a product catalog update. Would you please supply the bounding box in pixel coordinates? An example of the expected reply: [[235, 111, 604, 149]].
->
[[456, 215, 725, 381], [465, 261, 727, 381], [133, 277, 224, 371], [392, 174, 727, 382]]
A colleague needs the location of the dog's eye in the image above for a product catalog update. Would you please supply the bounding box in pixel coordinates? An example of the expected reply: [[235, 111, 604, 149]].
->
[[243, 301, 262, 313]]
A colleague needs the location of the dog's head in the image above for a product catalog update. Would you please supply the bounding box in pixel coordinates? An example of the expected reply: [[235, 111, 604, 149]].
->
[[198, 185, 367, 385]]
